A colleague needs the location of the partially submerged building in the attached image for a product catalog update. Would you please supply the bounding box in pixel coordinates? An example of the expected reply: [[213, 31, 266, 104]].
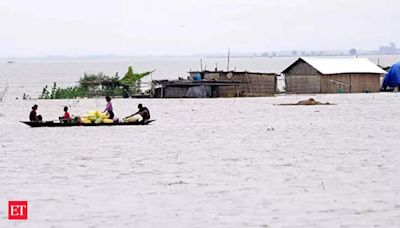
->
[[152, 71, 277, 98], [282, 57, 386, 93]]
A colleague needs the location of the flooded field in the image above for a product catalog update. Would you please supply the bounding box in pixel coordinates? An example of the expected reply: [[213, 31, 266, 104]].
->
[[1, 93, 400, 227]]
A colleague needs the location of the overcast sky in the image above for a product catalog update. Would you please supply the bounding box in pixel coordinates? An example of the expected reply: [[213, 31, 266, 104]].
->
[[0, 0, 399, 57]]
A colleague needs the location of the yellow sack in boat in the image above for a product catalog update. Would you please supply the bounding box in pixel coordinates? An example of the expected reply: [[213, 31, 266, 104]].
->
[[86, 111, 97, 121], [81, 117, 92, 124], [95, 110, 102, 118], [87, 111, 96, 116], [102, 118, 113, 124], [94, 117, 103, 124], [88, 116, 96, 122], [86, 110, 104, 120], [100, 113, 109, 119]]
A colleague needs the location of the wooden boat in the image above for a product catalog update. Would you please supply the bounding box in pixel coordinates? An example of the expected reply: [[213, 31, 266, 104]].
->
[[21, 120, 155, 128]]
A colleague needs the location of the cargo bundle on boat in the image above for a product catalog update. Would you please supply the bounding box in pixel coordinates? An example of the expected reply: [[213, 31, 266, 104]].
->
[[282, 57, 386, 94], [152, 70, 278, 98]]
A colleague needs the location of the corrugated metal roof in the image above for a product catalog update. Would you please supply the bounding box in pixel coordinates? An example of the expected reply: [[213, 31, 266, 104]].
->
[[286, 57, 387, 75], [188, 70, 278, 75]]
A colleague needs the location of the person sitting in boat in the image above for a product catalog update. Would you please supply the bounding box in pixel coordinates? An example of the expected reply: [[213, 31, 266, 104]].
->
[[59, 106, 72, 123], [29, 104, 43, 122], [103, 96, 114, 119], [137, 104, 150, 121], [123, 104, 150, 123]]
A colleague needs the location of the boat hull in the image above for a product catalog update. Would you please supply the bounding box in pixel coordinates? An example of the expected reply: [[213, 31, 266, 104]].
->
[[20, 120, 155, 128]]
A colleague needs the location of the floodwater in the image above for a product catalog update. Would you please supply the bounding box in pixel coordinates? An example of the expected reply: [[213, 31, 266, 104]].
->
[[1, 57, 400, 227], [1, 94, 400, 227]]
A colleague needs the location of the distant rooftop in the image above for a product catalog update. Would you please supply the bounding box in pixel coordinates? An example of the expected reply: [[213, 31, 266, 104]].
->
[[283, 57, 387, 75], [188, 70, 278, 75]]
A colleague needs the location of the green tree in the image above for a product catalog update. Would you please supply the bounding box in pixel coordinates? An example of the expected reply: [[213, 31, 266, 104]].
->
[[40, 85, 50, 99], [120, 66, 153, 94]]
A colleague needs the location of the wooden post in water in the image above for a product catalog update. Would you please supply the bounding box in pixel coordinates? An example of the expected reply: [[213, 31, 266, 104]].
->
[[227, 48, 230, 72]]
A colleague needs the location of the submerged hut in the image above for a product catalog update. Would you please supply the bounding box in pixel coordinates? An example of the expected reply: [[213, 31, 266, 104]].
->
[[282, 57, 386, 93], [152, 71, 277, 98]]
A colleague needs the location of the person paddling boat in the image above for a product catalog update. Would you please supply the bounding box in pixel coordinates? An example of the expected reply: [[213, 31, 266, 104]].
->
[[123, 104, 150, 123]]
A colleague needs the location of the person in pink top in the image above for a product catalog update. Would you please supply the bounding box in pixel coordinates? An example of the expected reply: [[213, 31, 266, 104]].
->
[[103, 96, 114, 119]]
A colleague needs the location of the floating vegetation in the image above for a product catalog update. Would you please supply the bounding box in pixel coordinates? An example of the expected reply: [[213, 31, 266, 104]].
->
[[39, 67, 153, 99]]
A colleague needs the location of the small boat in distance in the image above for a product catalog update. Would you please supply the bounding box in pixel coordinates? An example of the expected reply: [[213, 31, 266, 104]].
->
[[21, 120, 155, 128], [7, 61, 15, 64]]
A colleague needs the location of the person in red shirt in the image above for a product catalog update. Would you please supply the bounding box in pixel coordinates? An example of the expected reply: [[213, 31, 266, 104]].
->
[[60, 106, 72, 123]]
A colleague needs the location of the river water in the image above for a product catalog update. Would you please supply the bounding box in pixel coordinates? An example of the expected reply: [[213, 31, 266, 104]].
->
[[0, 56, 400, 227]]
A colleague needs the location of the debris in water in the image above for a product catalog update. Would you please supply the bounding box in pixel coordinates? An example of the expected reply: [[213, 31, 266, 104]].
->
[[276, 98, 335, 106], [168, 180, 187, 186]]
